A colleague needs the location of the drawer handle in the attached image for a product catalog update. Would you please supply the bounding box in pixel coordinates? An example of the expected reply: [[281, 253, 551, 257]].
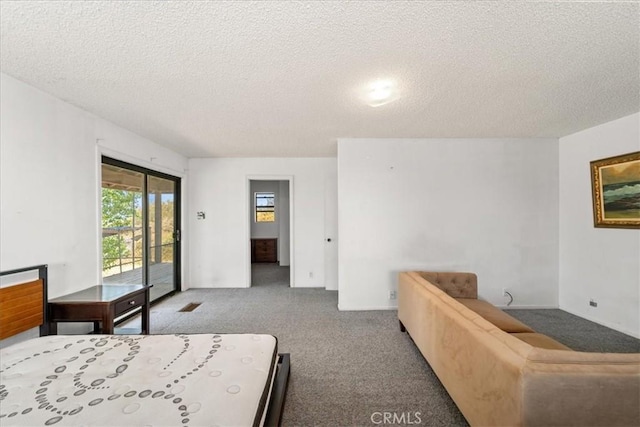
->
[[128, 300, 136, 306]]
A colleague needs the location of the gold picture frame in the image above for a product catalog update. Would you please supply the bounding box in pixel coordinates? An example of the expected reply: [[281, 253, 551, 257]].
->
[[590, 151, 640, 229]]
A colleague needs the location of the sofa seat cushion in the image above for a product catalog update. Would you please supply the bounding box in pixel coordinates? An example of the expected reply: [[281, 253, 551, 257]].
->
[[455, 298, 535, 333], [510, 332, 571, 350]]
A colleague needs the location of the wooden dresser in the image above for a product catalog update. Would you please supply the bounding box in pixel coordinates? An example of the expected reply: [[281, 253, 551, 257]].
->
[[251, 238, 278, 263]]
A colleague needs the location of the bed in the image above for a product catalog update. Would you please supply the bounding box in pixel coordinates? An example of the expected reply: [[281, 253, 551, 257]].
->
[[0, 265, 290, 426]]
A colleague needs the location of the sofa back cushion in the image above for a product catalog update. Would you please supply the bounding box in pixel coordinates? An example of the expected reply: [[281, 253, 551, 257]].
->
[[456, 298, 535, 333], [415, 271, 477, 298]]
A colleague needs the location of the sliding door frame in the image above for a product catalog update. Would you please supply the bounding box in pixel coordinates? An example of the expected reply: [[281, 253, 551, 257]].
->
[[100, 156, 182, 297]]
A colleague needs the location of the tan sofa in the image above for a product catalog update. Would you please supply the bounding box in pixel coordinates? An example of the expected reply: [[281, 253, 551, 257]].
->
[[398, 271, 640, 427]]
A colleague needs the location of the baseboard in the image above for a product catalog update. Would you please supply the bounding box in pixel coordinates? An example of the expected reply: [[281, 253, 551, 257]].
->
[[496, 304, 559, 309], [560, 306, 640, 339], [338, 304, 397, 311], [336, 303, 557, 311]]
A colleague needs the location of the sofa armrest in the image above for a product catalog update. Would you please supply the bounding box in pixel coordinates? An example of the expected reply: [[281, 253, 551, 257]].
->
[[414, 271, 478, 299]]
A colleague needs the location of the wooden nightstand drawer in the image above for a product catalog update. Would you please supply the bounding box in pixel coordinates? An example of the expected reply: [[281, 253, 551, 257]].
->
[[114, 291, 146, 316], [251, 238, 277, 263]]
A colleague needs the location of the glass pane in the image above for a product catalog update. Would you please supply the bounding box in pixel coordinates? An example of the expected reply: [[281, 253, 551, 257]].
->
[[255, 192, 275, 222], [256, 193, 275, 207], [148, 175, 175, 301], [101, 164, 144, 285]]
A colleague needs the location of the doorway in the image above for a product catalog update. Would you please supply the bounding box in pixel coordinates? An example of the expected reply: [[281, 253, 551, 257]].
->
[[101, 156, 181, 302], [248, 179, 292, 287]]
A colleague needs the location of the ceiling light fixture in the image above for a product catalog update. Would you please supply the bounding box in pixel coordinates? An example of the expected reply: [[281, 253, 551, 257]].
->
[[365, 78, 398, 107]]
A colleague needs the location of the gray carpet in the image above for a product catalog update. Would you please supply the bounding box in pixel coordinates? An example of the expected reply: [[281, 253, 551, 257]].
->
[[124, 265, 639, 426], [505, 308, 639, 353], [251, 263, 290, 287]]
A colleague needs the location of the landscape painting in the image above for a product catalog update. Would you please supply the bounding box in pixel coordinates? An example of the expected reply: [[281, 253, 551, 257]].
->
[[591, 151, 640, 229]]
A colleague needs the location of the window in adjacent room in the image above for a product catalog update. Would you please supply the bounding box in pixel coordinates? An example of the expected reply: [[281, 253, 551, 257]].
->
[[255, 192, 275, 222]]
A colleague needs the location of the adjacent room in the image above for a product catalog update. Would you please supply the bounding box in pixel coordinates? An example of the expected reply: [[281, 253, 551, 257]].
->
[[1, 2, 638, 426]]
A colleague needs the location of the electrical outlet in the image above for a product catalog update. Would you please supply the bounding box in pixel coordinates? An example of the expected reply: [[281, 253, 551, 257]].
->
[[309, 271, 314, 278], [589, 299, 598, 307], [389, 290, 397, 300]]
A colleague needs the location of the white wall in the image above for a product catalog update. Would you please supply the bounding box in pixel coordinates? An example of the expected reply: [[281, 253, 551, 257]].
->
[[323, 168, 338, 291], [278, 181, 291, 266], [338, 138, 559, 310], [0, 73, 188, 307], [188, 158, 337, 288], [559, 113, 640, 338]]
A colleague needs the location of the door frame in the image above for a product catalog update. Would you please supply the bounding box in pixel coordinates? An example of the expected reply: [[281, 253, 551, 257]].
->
[[246, 175, 294, 287], [99, 154, 182, 297]]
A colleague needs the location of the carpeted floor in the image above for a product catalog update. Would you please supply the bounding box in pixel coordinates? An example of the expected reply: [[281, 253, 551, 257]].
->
[[251, 263, 290, 287], [124, 265, 639, 426], [505, 308, 639, 353]]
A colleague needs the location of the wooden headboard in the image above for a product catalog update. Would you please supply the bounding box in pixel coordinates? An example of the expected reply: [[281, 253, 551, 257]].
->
[[0, 265, 48, 339]]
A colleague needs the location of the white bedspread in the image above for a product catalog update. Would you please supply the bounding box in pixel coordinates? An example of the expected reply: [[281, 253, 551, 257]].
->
[[0, 334, 277, 426]]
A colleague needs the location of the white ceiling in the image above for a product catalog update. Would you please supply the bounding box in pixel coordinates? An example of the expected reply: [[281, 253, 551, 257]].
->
[[1, 1, 638, 158]]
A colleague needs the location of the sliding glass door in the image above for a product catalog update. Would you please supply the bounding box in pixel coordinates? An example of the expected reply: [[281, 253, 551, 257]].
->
[[101, 157, 181, 302], [147, 175, 178, 301]]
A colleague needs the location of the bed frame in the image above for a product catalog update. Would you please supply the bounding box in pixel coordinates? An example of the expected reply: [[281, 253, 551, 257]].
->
[[0, 264, 49, 339], [0, 265, 290, 426]]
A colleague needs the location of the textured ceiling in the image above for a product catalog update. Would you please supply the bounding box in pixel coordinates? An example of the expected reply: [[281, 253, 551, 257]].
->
[[1, 1, 638, 158]]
